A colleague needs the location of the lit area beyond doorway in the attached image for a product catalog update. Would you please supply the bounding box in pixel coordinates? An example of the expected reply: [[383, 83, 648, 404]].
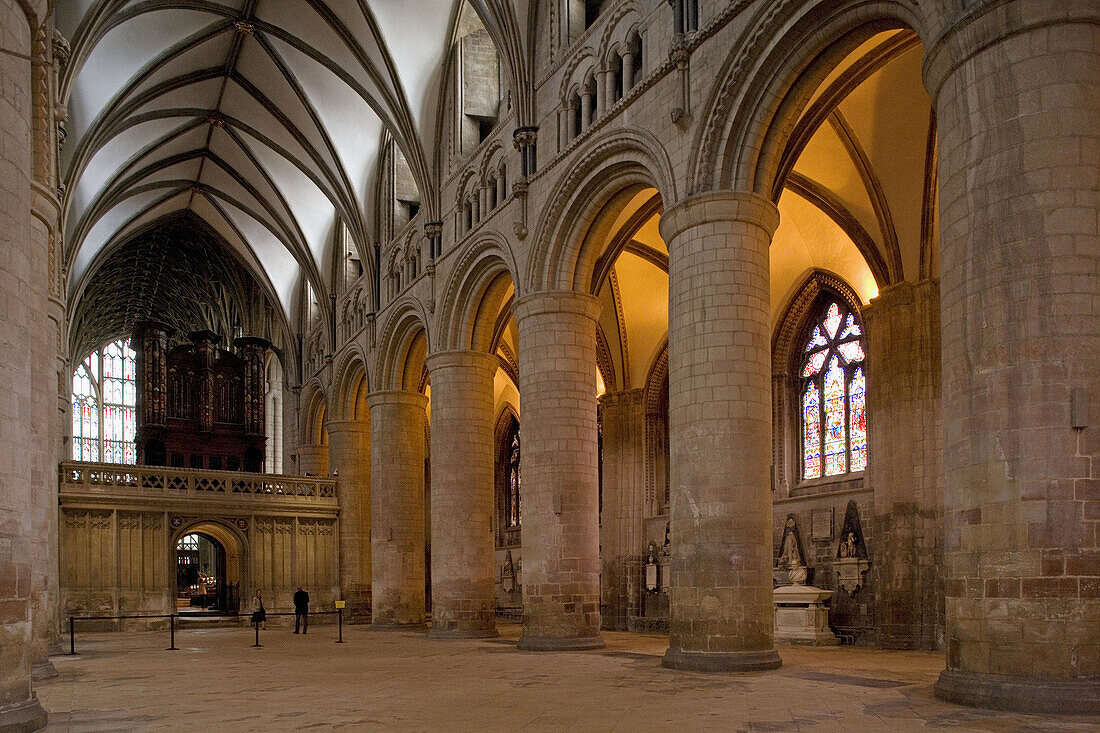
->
[[175, 525, 243, 615]]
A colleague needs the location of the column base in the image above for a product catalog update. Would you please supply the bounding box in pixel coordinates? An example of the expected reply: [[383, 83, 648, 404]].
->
[[935, 669, 1100, 715], [30, 661, 57, 681], [427, 625, 500, 640], [516, 633, 605, 651], [0, 697, 47, 733], [369, 621, 428, 632], [662, 647, 782, 673]]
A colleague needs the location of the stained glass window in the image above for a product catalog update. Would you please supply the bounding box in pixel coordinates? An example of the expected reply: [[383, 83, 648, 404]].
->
[[849, 367, 867, 471], [71, 338, 137, 464], [799, 301, 867, 480], [506, 427, 521, 528], [802, 383, 821, 479]]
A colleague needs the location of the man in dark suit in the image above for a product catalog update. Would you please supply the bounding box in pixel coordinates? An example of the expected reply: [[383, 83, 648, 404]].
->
[[293, 587, 310, 634]]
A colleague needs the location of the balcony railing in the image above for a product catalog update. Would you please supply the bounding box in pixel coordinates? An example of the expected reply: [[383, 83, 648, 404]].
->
[[59, 461, 338, 507]]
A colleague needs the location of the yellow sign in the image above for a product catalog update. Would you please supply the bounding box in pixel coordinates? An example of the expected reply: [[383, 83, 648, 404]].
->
[[335, 601, 346, 609]]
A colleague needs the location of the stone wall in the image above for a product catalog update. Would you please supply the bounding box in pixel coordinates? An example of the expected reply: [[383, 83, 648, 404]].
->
[[59, 509, 339, 624], [0, 0, 49, 726]]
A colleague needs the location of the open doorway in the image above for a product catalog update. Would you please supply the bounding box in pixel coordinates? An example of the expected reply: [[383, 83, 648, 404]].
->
[[174, 523, 243, 614]]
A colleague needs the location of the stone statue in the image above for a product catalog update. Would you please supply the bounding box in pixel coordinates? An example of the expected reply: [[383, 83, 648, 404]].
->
[[840, 532, 857, 558], [778, 515, 808, 585]]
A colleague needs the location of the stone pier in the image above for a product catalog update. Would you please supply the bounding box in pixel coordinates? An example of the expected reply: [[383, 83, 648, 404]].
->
[[926, 2, 1100, 713], [368, 391, 428, 629], [0, 0, 49, 728], [425, 351, 498, 638], [326, 420, 372, 621], [514, 291, 605, 651], [661, 191, 781, 673]]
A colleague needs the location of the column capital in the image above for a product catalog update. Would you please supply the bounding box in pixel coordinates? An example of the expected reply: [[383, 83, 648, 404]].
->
[[367, 389, 428, 410], [424, 349, 498, 375], [513, 290, 600, 324], [659, 190, 779, 244], [324, 419, 371, 435], [922, 0, 1100, 101]]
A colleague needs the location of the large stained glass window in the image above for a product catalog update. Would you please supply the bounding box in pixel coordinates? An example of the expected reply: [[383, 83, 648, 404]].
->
[[71, 338, 137, 464], [800, 302, 867, 480]]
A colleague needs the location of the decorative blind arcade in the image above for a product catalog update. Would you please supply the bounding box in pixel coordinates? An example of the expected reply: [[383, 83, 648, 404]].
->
[[800, 302, 867, 480]]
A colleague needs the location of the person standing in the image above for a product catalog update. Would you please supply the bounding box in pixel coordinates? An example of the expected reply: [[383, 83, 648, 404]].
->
[[250, 589, 266, 630], [293, 587, 310, 634]]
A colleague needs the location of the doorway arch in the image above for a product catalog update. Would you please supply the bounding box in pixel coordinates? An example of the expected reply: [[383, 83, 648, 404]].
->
[[173, 520, 246, 614]]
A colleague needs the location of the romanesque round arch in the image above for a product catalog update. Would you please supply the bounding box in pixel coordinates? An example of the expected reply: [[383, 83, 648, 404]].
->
[[374, 296, 431, 392], [436, 231, 520, 353], [526, 129, 676, 293], [329, 347, 370, 422], [558, 46, 598, 104], [689, 0, 928, 197], [596, 0, 642, 64], [299, 380, 329, 445]]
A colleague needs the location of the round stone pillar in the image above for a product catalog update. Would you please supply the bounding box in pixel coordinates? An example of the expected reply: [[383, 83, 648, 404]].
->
[[863, 280, 944, 651], [0, 0, 49, 727], [325, 420, 372, 621], [924, 3, 1100, 713], [368, 390, 428, 629], [514, 291, 605, 651], [424, 351, 498, 639], [297, 444, 329, 477], [661, 190, 781, 672]]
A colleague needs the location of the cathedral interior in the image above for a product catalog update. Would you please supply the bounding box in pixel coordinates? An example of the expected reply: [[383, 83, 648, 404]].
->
[[1, 0, 1097, 729]]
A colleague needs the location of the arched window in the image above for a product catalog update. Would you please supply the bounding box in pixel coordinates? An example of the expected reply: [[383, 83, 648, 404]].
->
[[800, 301, 867, 479], [71, 338, 137, 464], [505, 424, 521, 528], [264, 353, 283, 474]]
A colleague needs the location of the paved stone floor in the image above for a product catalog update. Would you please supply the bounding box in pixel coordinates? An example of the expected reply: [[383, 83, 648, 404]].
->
[[34, 622, 1100, 732]]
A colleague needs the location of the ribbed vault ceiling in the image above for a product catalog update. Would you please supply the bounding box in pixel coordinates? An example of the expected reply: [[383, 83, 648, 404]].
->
[[59, 0, 530, 325], [70, 212, 275, 361]]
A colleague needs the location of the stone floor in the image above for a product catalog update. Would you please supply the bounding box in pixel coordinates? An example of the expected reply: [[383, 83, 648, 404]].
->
[[34, 622, 1100, 732]]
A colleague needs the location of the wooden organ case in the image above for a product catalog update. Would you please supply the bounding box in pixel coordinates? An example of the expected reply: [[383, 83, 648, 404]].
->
[[132, 322, 269, 471]]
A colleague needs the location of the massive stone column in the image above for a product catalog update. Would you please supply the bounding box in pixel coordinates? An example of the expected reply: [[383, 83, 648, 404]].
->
[[661, 191, 781, 672], [368, 391, 427, 628], [863, 280, 943, 650], [514, 291, 604, 650], [0, 0, 49, 728], [28, 189, 59, 684], [424, 351, 497, 639], [297, 444, 329, 476], [925, 2, 1100, 713], [325, 420, 372, 621], [598, 389, 646, 631]]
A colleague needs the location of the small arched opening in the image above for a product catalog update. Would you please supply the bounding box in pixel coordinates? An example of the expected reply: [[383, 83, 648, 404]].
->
[[174, 521, 245, 615]]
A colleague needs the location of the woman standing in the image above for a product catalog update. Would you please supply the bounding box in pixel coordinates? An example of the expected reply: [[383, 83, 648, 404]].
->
[[250, 589, 266, 630]]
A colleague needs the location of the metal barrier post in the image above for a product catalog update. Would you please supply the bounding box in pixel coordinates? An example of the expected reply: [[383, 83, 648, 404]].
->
[[167, 614, 178, 650], [336, 608, 345, 643], [68, 616, 75, 655], [252, 620, 262, 648]]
